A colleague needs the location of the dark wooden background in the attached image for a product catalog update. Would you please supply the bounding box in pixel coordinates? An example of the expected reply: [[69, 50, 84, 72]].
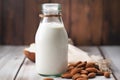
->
[[0, 0, 120, 45]]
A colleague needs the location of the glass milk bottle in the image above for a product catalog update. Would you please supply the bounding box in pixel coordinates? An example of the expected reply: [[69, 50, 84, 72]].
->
[[35, 3, 68, 76]]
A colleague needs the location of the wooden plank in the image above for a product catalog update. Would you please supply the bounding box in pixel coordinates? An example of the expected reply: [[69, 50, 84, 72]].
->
[[1, 0, 120, 45], [2, 1, 17, 44], [87, 0, 103, 45], [2, 0, 24, 45], [16, 46, 115, 80], [102, 0, 120, 45], [15, 59, 41, 80], [1, 0, 13, 44], [100, 46, 120, 79], [0, 46, 25, 80], [0, 46, 13, 59], [12, 0, 24, 44], [0, 0, 2, 44], [24, 0, 49, 45], [70, 0, 103, 45], [51, 0, 70, 35]]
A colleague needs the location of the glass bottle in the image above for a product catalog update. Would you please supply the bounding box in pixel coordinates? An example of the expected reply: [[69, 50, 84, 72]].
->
[[35, 3, 68, 76]]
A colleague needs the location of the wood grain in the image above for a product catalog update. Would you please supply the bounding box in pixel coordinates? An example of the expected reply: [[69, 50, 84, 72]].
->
[[0, 46, 25, 80], [87, 0, 103, 45], [71, 0, 90, 45], [70, 0, 103, 45], [15, 59, 41, 80], [100, 46, 120, 79], [24, 0, 49, 45], [2, 0, 24, 45], [0, 0, 120, 45], [2, 0, 14, 44], [102, 0, 120, 45], [13, 0, 24, 44], [0, 0, 2, 44]]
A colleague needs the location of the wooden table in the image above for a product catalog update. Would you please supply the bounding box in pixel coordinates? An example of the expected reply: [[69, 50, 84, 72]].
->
[[0, 46, 120, 80]]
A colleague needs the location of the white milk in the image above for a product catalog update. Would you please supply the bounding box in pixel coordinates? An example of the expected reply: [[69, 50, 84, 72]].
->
[[35, 22, 68, 75]]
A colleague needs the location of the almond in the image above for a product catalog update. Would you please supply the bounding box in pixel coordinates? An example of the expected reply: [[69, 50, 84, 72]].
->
[[71, 68, 81, 75], [67, 65, 74, 72], [81, 74, 88, 79], [86, 62, 95, 68], [96, 70, 104, 75], [86, 68, 97, 73], [104, 72, 110, 78], [76, 77, 88, 80], [76, 62, 86, 68], [80, 67, 85, 70], [74, 61, 82, 66], [61, 72, 72, 78], [61, 61, 111, 79], [68, 63, 76, 67], [94, 64, 99, 70], [88, 72, 96, 78], [72, 73, 81, 80], [43, 78, 54, 80], [80, 70, 88, 74]]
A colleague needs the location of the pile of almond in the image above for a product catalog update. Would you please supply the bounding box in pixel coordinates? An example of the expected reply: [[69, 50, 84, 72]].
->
[[61, 61, 110, 80]]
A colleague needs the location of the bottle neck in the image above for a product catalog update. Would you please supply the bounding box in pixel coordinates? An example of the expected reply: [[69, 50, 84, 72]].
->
[[42, 10, 61, 15], [40, 11, 63, 24]]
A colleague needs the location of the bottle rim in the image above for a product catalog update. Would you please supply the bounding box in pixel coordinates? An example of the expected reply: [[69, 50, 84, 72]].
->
[[41, 3, 61, 11]]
